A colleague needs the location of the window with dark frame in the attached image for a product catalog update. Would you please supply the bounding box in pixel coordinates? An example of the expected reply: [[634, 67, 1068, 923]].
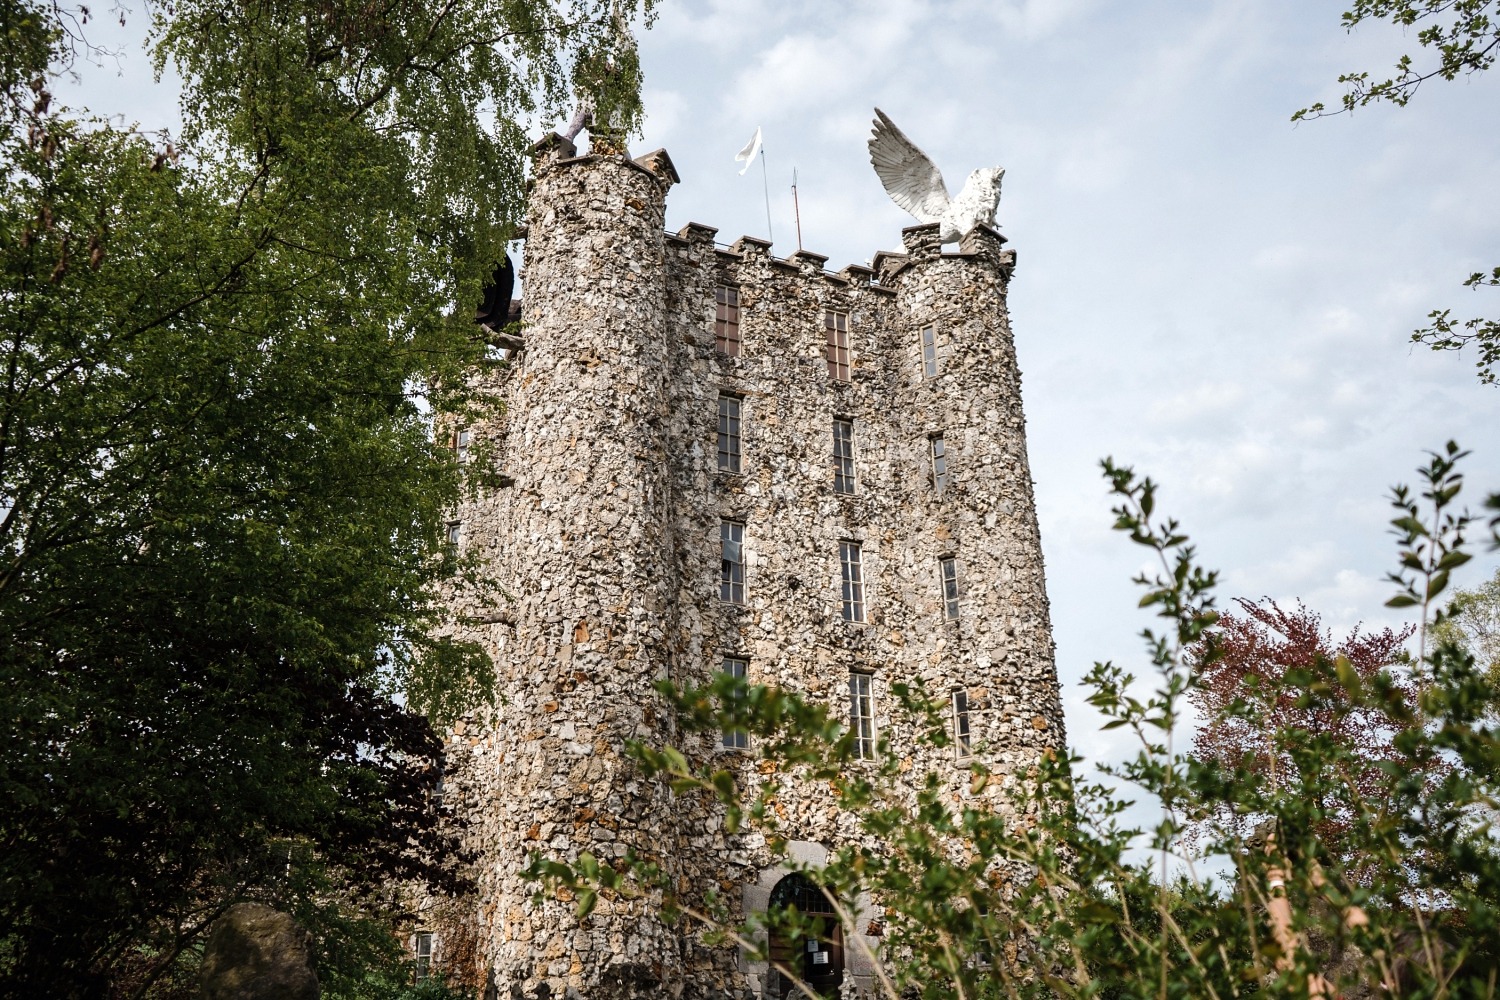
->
[[721, 656, 749, 750], [414, 932, 434, 982], [849, 672, 875, 760], [445, 521, 462, 547], [920, 324, 939, 379], [720, 520, 745, 605], [454, 428, 471, 463], [839, 541, 866, 623], [832, 418, 856, 494], [940, 556, 960, 620], [715, 285, 741, 356], [952, 689, 971, 757], [717, 394, 742, 473], [931, 433, 948, 491], [825, 310, 850, 381]]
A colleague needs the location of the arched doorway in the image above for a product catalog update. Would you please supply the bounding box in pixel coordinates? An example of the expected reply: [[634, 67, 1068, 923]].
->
[[767, 872, 844, 999]]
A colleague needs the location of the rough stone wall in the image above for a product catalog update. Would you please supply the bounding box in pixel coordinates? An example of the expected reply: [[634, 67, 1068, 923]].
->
[[434, 135, 1064, 1000]]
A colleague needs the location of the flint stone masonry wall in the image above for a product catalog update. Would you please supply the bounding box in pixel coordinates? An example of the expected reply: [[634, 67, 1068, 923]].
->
[[435, 134, 1065, 1000]]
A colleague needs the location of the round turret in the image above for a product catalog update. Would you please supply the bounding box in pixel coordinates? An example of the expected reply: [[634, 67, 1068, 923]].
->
[[479, 135, 684, 999]]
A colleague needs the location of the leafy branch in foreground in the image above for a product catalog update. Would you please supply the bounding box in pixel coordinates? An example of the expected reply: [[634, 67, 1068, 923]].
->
[[1293, 0, 1500, 121], [529, 446, 1500, 1000], [1294, 3, 1500, 386], [1415, 271, 1500, 387]]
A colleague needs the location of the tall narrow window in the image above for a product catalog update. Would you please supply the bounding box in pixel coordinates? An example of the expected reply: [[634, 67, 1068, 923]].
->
[[940, 556, 960, 620], [849, 672, 875, 760], [931, 433, 948, 491], [920, 324, 939, 379], [445, 521, 463, 547], [832, 418, 856, 494], [952, 689, 971, 758], [715, 285, 741, 356], [825, 310, 850, 381], [454, 428, 472, 463], [720, 520, 745, 605], [717, 394, 742, 473], [839, 541, 865, 623], [414, 932, 434, 982], [721, 656, 749, 750]]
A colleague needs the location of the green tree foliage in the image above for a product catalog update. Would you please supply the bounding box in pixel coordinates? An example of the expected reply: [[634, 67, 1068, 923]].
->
[[1432, 566, 1500, 685], [0, 1, 654, 995], [535, 447, 1500, 999], [1295, 1, 1500, 385]]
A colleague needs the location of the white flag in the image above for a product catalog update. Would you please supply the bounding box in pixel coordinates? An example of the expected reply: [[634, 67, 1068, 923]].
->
[[735, 126, 763, 175]]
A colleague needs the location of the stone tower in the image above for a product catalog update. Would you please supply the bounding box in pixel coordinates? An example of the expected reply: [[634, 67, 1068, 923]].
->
[[432, 133, 1065, 1000]]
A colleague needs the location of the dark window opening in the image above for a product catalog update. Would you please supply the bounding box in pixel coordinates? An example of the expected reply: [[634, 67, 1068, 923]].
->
[[921, 324, 939, 379], [722, 657, 749, 750], [414, 931, 434, 982], [721, 520, 745, 605], [839, 541, 865, 623], [824, 310, 850, 381], [849, 672, 875, 760], [716, 285, 741, 356], [832, 419, 856, 494], [940, 557, 960, 620], [718, 394, 742, 473], [767, 873, 844, 1000], [953, 689, 971, 757]]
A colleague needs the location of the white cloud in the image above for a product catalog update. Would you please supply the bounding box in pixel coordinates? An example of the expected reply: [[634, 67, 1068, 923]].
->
[[986, 0, 1103, 40], [640, 88, 687, 144]]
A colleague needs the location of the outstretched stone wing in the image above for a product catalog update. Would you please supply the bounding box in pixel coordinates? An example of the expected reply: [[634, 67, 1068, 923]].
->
[[868, 108, 950, 225]]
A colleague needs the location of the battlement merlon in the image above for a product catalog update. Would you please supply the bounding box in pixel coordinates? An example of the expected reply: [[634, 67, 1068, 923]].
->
[[525, 132, 680, 192]]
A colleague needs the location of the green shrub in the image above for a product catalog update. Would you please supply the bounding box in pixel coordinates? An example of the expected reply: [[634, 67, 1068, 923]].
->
[[535, 444, 1500, 1000]]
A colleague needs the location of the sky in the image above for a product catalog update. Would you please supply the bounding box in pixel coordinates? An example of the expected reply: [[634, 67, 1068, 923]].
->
[[56, 0, 1500, 863]]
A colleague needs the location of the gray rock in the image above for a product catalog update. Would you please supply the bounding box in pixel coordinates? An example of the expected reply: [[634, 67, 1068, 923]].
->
[[200, 903, 318, 1000]]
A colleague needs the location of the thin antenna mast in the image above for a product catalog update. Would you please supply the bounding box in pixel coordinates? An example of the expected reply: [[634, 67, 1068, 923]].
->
[[792, 168, 803, 251], [759, 147, 774, 243]]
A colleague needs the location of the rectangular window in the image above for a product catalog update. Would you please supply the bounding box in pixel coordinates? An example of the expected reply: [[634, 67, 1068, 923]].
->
[[931, 433, 948, 491], [849, 672, 875, 760], [720, 520, 745, 605], [414, 931, 434, 981], [824, 310, 850, 381], [940, 556, 960, 620], [721, 656, 749, 750], [839, 541, 865, 623], [717, 394, 742, 473], [920, 324, 939, 379], [454, 428, 472, 463], [715, 285, 741, 356], [445, 521, 463, 547], [832, 418, 856, 494], [952, 689, 971, 757]]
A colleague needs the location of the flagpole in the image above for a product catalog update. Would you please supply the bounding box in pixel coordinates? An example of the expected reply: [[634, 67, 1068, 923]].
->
[[792, 168, 803, 251], [759, 147, 774, 244]]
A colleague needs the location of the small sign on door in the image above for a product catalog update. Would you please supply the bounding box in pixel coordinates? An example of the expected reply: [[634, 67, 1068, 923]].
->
[[811, 951, 829, 966]]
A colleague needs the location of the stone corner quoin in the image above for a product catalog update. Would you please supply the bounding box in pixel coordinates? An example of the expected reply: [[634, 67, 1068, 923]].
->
[[424, 131, 1065, 1000]]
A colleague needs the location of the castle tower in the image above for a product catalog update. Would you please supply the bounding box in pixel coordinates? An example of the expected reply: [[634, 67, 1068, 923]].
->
[[439, 136, 689, 998], [435, 136, 1064, 1000], [881, 221, 1060, 787]]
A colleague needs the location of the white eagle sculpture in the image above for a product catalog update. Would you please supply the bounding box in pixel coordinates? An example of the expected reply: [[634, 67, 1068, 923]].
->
[[867, 108, 1004, 245]]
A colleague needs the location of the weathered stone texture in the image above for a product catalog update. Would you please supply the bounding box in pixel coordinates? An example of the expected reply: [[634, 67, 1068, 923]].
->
[[434, 135, 1064, 1000], [200, 903, 318, 1000]]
